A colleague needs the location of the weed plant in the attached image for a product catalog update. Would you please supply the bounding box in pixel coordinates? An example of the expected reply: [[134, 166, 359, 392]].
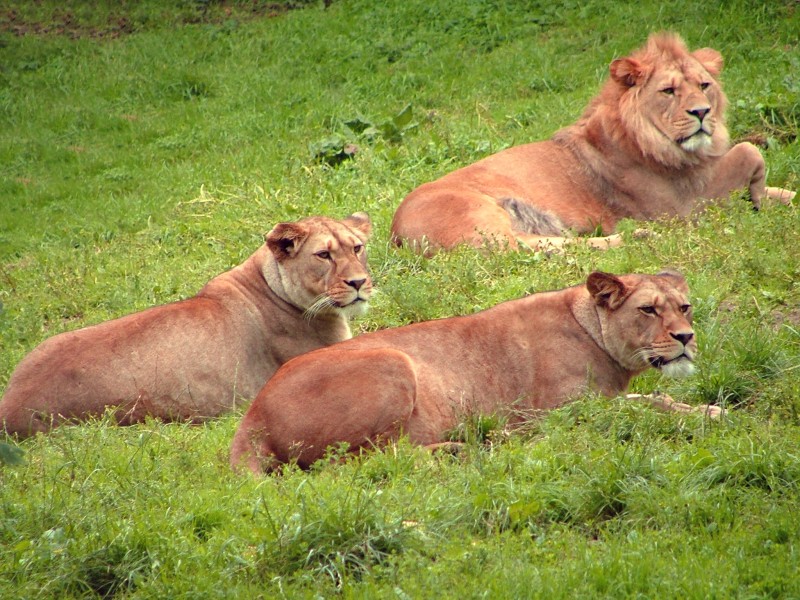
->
[[1, 0, 799, 597]]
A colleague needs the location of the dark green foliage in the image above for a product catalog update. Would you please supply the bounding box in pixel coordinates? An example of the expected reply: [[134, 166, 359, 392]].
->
[[0, 441, 24, 466]]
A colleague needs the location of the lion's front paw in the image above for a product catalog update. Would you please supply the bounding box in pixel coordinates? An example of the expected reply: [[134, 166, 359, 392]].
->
[[765, 186, 796, 206], [626, 392, 725, 419], [695, 403, 726, 419]]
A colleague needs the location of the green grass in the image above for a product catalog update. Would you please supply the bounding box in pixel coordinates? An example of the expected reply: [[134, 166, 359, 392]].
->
[[1, 0, 799, 596]]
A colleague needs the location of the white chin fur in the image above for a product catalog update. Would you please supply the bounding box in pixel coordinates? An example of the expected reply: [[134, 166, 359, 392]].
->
[[661, 359, 696, 378], [341, 301, 369, 318], [680, 132, 712, 153]]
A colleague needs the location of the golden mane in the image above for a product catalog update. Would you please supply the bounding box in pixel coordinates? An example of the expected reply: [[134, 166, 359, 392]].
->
[[578, 32, 729, 169], [389, 32, 795, 254]]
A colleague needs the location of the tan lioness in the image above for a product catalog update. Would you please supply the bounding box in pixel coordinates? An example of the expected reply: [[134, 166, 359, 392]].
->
[[391, 32, 795, 253], [231, 270, 718, 474], [0, 213, 373, 437]]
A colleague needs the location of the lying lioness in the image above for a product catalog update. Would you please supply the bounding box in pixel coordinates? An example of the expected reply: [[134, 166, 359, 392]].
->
[[391, 32, 795, 253], [0, 213, 373, 437], [231, 269, 717, 474]]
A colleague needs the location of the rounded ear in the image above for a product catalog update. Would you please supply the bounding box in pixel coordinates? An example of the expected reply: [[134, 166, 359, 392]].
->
[[265, 222, 310, 260], [610, 57, 647, 88], [586, 271, 629, 310], [691, 47, 723, 78], [344, 212, 372, 238], [657, 269, 689, 293]]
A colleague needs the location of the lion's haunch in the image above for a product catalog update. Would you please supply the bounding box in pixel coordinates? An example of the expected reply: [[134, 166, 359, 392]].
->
[[390, 32, 795, 254], [0, 213, 373, 437], [230, 270, 700, 474]]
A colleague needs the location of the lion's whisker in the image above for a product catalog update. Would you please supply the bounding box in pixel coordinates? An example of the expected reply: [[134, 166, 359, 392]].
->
[[303, 294, 336, 321], [631, 347, 655, 364]]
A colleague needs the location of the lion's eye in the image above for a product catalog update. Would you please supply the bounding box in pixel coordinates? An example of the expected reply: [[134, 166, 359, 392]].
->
[[661, 87, 675, 96], [680, 304, 691, 314], [315, 251, 332, 260], [353, 244, 363, 254], [639, 306, 657, 315], [700, 82, 711, 91]]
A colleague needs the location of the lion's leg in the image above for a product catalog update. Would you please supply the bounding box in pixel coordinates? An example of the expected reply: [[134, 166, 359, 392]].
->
[[584, 234, 624, 249], [765, 186, 796, 204], [625, 393, 725, 419], [704, 142, 766, 209], [516, 233, 623, 252], [703, 142, 794, 209], [0, 402, 51, 438], [230, 348, 419, 473], [392, 189, 523, 252]]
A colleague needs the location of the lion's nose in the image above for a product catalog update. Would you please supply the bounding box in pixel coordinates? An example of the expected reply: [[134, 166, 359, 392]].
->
[[671, 331, 694, 346], [688, 107, 710, 122], [346, 278, 367, 291]]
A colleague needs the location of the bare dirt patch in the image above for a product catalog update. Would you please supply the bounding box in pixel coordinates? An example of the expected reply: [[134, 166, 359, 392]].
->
[[0, 2, 325, 39]]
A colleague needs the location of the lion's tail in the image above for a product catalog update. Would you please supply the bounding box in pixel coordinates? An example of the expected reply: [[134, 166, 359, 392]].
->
[[498, 197, 566, 236]]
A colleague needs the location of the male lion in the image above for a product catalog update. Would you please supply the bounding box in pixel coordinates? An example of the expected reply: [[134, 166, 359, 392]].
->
[[231, 269, 718, 474], [391, 32, 795, 253], [0, 213, 373, 437]]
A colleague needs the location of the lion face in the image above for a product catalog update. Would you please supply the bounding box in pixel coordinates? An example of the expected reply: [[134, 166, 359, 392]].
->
[[265, 213, 373, 318], [645, 67, 719, 154], [609, 33, 729, 167], [588, 270, 697, 377]]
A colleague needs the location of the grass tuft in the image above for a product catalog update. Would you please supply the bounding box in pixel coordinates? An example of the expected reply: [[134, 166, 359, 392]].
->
[[252, 473, 422, 586]]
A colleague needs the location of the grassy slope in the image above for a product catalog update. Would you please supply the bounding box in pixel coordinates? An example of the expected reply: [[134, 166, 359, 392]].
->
[[1, 0, 799, 597]]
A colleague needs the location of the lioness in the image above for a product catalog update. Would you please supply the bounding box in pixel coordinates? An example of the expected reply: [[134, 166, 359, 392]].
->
[[231, 270, 717, 474], [391, 32, 795, 253], [0, 213, 373, 437]]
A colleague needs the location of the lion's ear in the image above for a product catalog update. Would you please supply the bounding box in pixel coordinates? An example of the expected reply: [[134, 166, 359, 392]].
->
[[610, 57, 648, 88], [691, 47, 723, 78], [344, 212, 373, 238], [266, 222, 310, 260], [656, 269, 689, 293], [587, 271, 628, 310]]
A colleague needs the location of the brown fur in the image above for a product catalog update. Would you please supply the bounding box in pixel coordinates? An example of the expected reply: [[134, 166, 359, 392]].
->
[[0, 213, 373, 437], [231, 270, 713, 474], [391, 32, 795, 253]]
